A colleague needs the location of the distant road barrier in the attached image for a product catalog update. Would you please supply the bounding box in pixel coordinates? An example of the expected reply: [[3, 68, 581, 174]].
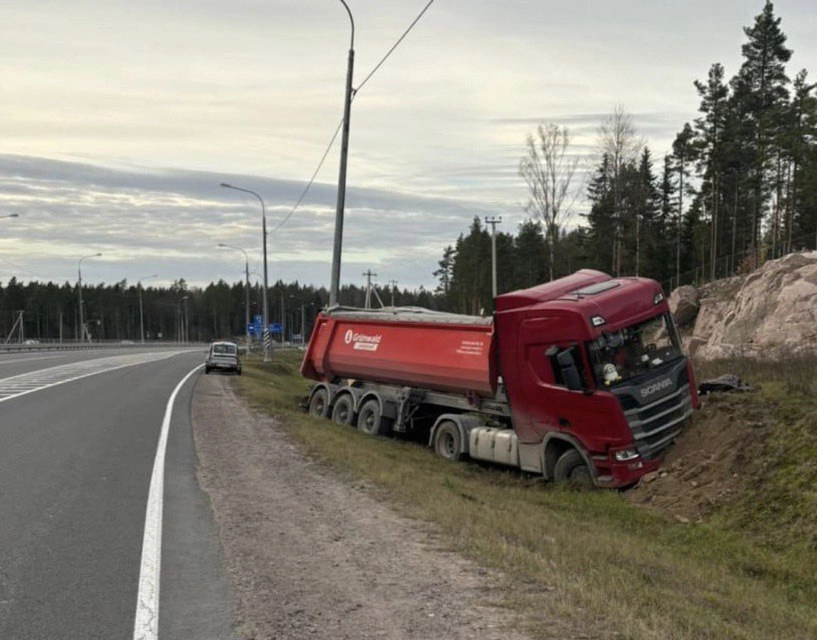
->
[[0, 341, 207, 354]]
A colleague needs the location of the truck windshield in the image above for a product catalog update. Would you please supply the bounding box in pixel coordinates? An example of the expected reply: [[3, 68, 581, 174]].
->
[[588, 313, 682, 388]]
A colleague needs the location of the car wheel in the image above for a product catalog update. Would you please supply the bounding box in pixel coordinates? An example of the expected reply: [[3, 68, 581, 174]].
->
[[204, 366, 211, 374]]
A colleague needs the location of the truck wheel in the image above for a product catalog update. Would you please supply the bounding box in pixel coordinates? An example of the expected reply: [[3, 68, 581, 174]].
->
[[433, 421, 461, 461], [553, 449, 592, 485], [357, 399, 387, 436], [331, 394, 355, 426], [308, 388, 329, 419]]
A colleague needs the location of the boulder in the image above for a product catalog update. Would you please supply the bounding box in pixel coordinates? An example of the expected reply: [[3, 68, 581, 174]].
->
[[669, 285, 700, 327], [690, 251, 817, 360]]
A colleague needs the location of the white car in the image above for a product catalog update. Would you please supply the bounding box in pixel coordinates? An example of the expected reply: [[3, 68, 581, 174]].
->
[[204, 341, 242, 375]]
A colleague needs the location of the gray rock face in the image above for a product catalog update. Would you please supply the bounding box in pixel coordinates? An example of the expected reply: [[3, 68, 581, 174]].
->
[[688, 251, 817, 360], [669, 285, 700, 327]]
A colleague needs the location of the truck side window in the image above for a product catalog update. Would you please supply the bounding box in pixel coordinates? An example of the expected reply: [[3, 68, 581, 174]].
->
[[546, 345, 587, 389]]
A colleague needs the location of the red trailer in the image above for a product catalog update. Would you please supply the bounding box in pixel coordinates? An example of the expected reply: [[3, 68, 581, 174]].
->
[[302, 270, 699, 488]]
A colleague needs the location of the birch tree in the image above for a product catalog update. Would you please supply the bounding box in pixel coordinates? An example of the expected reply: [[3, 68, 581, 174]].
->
[[519, 123, 580, 281]]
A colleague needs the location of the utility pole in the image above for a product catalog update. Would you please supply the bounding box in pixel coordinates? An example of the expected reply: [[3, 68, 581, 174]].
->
[[330, 1, 356, 306], [362, 270, 377, 310], [59, 310, 63, 344], [280, 290, 286, 343], [300, 304, 306, 348], [485, 216, 502, 299], [388, 279, 398, 307]]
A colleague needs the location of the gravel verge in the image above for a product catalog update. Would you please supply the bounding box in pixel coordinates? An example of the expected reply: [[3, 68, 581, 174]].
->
[[191, 373, 529, 640]]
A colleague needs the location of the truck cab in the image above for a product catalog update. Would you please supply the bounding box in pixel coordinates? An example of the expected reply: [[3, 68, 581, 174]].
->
[[495, 270, 699, 486]]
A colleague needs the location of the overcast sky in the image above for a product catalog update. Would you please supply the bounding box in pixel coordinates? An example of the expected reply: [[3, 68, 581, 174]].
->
[[2, 0, 815, 291]]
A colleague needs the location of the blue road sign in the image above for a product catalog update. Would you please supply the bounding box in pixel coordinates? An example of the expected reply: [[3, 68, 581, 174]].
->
[[268, 323, 283, 334]]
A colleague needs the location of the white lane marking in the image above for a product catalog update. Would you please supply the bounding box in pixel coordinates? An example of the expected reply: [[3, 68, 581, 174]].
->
[[0, 352, 193, 404], [0, 354, 70, 365], [133, 364, 202, 640]]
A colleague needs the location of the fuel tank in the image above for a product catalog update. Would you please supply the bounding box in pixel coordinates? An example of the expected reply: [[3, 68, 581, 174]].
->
[[301, 307, 497, 397]]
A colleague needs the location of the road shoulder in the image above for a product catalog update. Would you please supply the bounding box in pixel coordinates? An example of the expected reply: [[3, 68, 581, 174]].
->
[[191, 373, 529, 640]]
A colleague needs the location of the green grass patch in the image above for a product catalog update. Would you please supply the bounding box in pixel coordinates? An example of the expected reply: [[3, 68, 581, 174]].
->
[[234, 351, 817, 640]]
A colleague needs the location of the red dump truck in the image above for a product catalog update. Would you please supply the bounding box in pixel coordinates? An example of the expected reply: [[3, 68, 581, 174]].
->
[[301, 270, 699, 488]]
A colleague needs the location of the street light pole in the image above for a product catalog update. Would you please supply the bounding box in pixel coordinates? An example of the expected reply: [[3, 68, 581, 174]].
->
[[182, 295, 189, 344], [485, 216, 502, 299], [329, 0, 355, 307], [77, 252, 101, 343], [221, 183, 270, 362], [138, 274, 157, 344], [218, 243, 251, 351]]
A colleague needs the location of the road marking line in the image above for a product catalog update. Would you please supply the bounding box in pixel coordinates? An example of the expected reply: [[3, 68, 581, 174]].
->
[[133, 364, 202, 640], [0, 352, 190, 404], [0, 354, 70, 365]]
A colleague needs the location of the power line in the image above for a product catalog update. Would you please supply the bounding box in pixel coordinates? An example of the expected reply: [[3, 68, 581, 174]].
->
[[355, 0, 436, 94], [0, 256, 50, 281], [274, 117, 343, 232], [275, 0, 437, 231]]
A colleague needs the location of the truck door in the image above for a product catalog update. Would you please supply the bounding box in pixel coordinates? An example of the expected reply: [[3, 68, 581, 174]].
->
[[514, 315, 625, 452]]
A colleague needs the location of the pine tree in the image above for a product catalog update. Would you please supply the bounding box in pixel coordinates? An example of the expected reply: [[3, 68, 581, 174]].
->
[[694, 63, 730, 279], [730, 0, 792, 258]]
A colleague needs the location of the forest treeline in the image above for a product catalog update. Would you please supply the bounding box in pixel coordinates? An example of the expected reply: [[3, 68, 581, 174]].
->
[[0, 277, 442, 343], [435, 1, 817, 314]]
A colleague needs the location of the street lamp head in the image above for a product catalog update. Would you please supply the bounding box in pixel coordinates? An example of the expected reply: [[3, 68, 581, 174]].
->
[[217, 243, 227, 247], [7, 213, 19, 218], [220, 182, 233, 189], [94, 252, 102, 257]]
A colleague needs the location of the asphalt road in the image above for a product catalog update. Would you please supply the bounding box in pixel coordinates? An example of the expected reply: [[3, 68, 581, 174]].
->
[[0, 348, 236, 639]]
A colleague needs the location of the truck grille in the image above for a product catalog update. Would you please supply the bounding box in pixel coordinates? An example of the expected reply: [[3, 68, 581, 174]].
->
[[620, 385, 693, 460]]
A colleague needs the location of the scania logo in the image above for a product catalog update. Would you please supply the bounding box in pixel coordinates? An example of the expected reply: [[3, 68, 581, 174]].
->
[[639, 378, 673, 398]]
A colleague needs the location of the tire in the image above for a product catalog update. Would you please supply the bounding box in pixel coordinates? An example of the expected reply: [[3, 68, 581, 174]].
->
[[236, 367, 242, 376], [433, 421, 462, 461], [331, 394, 355, 426], [553, 449, 593, 486], [308, 388, 329, 419], [204, 366, 211, 374], [356, 399, 389, 436]]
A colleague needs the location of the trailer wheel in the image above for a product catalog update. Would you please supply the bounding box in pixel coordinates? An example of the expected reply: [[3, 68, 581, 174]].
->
[[357, 399, 387, 436], [433, 421, 462, 461], [331, 394, 355, 426], [553, 449, 592, 485], [308, 388, 329, 419]]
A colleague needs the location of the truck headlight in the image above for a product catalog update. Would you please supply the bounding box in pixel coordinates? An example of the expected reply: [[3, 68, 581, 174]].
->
[[614, 449, 640, 462]]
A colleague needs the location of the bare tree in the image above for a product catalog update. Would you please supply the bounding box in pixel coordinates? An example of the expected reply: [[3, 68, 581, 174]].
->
[[597, 105, 643, 276], [519, 123, 580, 281]]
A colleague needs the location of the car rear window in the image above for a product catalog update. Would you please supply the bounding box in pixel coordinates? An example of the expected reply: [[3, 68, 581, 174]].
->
[[213, 344, 236, 355]]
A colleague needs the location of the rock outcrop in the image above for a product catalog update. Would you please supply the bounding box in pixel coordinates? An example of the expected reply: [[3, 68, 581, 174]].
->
[[669, 285, 700, 327], [684, 251, 817, 360]]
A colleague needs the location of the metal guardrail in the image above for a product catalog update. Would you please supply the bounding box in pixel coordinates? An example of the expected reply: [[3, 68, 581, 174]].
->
[[0, 341, 206, 353]]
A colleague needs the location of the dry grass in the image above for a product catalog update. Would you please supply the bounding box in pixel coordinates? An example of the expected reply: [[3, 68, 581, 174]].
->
[[234, 351, 817, 640]]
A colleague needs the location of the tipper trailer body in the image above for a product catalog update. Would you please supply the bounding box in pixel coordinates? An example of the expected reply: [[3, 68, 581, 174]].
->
[[301, 270, 699, 488]]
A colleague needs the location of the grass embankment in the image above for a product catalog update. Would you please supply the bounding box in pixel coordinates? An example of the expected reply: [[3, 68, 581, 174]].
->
[[235, 351, 817, 640]]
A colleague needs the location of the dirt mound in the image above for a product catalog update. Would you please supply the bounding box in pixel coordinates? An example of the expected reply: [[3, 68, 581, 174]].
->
[[625, 392, 769, 522]]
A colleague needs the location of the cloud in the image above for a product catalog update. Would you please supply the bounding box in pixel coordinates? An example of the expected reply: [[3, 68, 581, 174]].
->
[[0, 153, 497, 290]]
